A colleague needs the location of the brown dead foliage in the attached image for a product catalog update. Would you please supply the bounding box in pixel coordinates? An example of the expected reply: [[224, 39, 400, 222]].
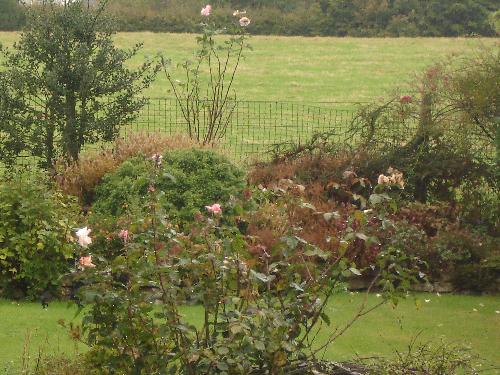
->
[[246, 154, 382, 266]]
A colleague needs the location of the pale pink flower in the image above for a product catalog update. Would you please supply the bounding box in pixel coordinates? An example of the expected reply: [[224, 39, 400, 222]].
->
[[378, 169, 404, 188], [201, 4, 212, 17], [239, 16, 251, 27], [391, 171, 405, 189], [151, 153, 163, 166], [75, 227, 92, 248], [205, 203, 222, 214], [377, 174, 389, 185], [79, 255, 96, 268], [119, 229, 129, 242]]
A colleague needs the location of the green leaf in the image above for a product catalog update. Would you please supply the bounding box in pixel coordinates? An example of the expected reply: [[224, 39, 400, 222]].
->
[[250, 270, 275, 283], [230, 324, 243, 335], [304, 247, 330, 260], [349, 267, 362, 276], [320, 312, 331, 326], [217, 346, 229, 355], [254, 340, 265, 351], [290, 282, 304, 292], [355, 233, 369, 241], [216, 362, 229, 371]]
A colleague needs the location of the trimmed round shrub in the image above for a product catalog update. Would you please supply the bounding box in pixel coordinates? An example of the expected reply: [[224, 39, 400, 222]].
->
[[0, 173, 80, 299], [92, 148, 246, 225]]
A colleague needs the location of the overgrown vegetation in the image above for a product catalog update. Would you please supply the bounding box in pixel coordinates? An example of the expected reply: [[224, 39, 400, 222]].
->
[[67, 154, 421, 374], [268, 49, 499, 230], [256, 50, 499, 292], [349, 49, 499, 235], [2, 0, 498, 37]]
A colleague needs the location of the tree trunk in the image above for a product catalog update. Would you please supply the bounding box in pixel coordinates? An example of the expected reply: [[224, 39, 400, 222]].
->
[[64, 91, 79, 161]]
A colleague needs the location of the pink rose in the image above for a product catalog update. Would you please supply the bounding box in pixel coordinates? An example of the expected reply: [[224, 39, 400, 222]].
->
[[201, 4, 212, 17], [400, 95, 412, 104], [119, 229, 129, 241], [79, 255, 96, 268], [205, 203, 222, 214], [239, 17, 251, 27]]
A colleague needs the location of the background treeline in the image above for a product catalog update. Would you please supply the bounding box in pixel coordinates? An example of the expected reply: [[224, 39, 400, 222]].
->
[[1, 0, 499, 36]]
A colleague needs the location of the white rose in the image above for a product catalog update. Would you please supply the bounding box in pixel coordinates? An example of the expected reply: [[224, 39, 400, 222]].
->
[[76, 227, 92, 248]]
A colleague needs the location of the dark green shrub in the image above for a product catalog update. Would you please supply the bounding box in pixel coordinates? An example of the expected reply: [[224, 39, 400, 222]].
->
[[92, 149, 246, 225], [458, 177, 500, 237], [100, 0, 497, 37], [0, 172, 80, 299], [393, 220, 499, 290], [452, 256, 500, 293], [0, 0, 24, 31]]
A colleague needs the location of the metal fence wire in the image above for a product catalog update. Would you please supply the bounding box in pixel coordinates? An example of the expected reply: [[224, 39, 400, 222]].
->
[[121, 98, 361, 161], [4, 97, 495, 172]]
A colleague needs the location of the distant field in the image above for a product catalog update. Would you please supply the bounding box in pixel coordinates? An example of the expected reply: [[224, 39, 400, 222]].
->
[[0, 32, 497, 102], [0, 33, 497, 163]]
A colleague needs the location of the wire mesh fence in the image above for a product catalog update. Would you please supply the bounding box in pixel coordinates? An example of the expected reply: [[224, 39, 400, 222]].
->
[[0, 98, 362, 173], [121, 98, 362, 161], [4, 97, 495, 174]]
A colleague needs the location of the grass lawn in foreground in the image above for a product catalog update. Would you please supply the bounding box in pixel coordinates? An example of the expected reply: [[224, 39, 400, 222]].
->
[[0, 32, 497, 103], [1, 293, 499, 371]]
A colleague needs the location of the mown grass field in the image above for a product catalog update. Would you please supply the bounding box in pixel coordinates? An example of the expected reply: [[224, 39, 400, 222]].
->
[[1, 294, 499, 372], [0, 32, 497, 102], [1, 33, 496, 163]]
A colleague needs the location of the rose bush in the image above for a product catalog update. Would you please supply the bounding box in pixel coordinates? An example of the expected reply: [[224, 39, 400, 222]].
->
[[70, 154, 421, 374]]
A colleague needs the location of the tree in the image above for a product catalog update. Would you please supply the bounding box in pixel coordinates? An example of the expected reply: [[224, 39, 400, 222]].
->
[[0, 0, 25, 31], [0, 0, 158, 169]]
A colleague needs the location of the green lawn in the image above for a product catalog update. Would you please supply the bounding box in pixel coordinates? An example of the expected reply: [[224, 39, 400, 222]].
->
[[1, 293, 499, 372], [0, 32, 497, 103]]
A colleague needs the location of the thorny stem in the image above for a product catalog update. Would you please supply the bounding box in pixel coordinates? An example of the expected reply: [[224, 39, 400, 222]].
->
[[148, 166, 195, 373], [313, 273, 383, 358], [164, 27, 247, 146]]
